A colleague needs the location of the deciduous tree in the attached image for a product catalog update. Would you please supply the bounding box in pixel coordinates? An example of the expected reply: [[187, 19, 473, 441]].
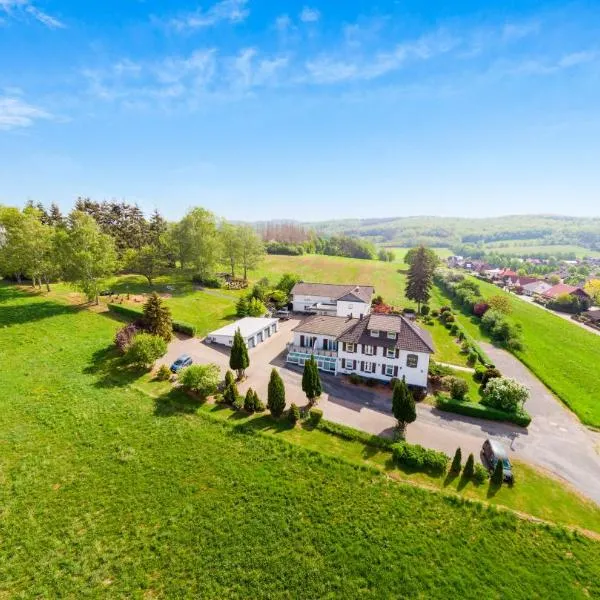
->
[[405, 246, 436, 312]]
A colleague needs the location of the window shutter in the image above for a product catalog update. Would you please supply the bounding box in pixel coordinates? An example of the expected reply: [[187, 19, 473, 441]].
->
[[300, 335, 305, 347], [341, 358, 346, 369], [361, 361, 364, 371], [381, 364, 385, 375], [395, 348, 400, 359], [394, 366, 398, 377]]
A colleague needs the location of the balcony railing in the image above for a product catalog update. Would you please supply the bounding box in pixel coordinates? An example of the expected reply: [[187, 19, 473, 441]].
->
[[286, 343, 338, 358]]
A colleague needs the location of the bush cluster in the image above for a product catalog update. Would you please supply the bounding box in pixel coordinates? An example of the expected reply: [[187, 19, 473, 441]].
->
[[435, 395, 531, 427], [442, 376, 469, 401], [155, 364, 171, 381], [315, 420, 395, 450], [392, 442, 448, 474], [180, 363, 220, 398], [482, 376, 529, 413], [124, 332, 167, 369], [309, 408, 323, 425], [191, 274, 221, 288], [481, 310, 523, 349]]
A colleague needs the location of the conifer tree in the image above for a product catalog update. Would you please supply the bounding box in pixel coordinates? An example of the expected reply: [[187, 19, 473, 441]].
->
[[405, 245, 436, 313], [391, 377, 416, 434], [267, 368, 286, 418], [492, 458, 504, 486], [463, 453, 475, 479], [229, 328, 250, 380], [302, 355, 322, 404], [142, 292, 173, 341], [451, 448, 462, 474]]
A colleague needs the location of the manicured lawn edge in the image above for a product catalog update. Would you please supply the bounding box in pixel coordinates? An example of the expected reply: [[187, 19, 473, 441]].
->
[[108, 302, 197, 337], [435, 395, 531, 427], [315, 418, 396, 450]]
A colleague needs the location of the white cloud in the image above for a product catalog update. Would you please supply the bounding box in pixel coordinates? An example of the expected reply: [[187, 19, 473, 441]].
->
[[167, 0, 249, 31], [502, 21, 540, 41], [0, 0, 64, 28], [0, 95, 51, 130], [274, 13, 292, 32], [558, 50, 597, 68], [299, 6, 320, 23]]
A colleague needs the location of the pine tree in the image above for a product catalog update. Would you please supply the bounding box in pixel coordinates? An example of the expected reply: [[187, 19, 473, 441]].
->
[[142, 292, 173, 342], [491, 459, 504, 486], [236, 296, 249, 317], [451, 448, 462, 474], [302, 355, 322, 404], [463, 454, 475, 479], [267, 368, 286, 418], [229, 328, 250, 380], [244, 388, 256, 413], [391, 377, 416, 434], [405, 245, 436, 313]]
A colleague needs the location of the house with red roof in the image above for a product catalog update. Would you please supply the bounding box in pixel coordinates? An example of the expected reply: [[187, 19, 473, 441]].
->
[[542, 284, 590, 300]]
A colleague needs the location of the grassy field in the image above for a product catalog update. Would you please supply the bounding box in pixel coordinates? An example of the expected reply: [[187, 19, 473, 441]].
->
[[382, 246, 453, 266], [2, 285, 600, 597], [434, 276, 600, 427], [482, 242, 600, 258]]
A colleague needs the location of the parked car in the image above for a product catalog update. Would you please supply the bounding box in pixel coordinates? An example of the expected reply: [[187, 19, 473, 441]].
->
[[275, 308, 291, 320], [482, 439, 514, 483], [170, 354, 193, 373]]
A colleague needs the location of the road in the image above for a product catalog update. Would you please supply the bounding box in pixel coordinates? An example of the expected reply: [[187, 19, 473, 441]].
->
[[159, 318, 600, 505]]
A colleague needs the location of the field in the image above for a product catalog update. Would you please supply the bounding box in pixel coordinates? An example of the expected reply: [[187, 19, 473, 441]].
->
[[434, 277, 600, 427], [2, 284, 600, 597], [482, 241, 600, 258], [382, 246, 453, 266]]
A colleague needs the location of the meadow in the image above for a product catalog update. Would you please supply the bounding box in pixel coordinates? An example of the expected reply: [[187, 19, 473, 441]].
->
[[433, 277, 600, 427], [482, 241, 600, 258], [2, 284, 600, 598]]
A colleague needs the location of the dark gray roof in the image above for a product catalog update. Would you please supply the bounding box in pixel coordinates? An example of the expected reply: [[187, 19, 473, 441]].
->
[[291, 282, 374, 303], [293, 315, 358, 337], [338, 314, 434, 354]]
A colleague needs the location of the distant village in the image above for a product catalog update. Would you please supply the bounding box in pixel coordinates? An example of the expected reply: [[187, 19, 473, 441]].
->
[[446, 254, 600, 330]]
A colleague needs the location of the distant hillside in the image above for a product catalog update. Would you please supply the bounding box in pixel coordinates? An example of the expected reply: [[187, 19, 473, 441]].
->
[[296, 215, 600, 251]]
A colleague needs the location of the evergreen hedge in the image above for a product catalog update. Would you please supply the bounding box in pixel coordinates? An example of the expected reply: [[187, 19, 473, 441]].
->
[[315, 419, 395, 450], [391, 442, 448, 474], [435, 395, 531, 427], [108, 303, 196, 336]]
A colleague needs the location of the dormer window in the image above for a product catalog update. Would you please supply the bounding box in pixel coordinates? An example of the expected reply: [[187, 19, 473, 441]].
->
[[387, 331, 396, 340], [371, 330, 380, 338]]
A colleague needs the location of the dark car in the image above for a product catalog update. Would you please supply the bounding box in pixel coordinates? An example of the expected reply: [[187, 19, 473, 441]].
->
[[482, 439, 514, 483], [170, 354, 193, 373]]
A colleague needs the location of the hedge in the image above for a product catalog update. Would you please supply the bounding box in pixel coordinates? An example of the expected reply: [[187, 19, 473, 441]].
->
[[435, 395, 531, 427], [316, 419, 395, 450], [392, 442, 448, 474], [108, 303, 197, 337]]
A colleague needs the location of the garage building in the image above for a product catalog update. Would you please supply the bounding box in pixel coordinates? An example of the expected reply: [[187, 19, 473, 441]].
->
[[207, 317, 278, 349]]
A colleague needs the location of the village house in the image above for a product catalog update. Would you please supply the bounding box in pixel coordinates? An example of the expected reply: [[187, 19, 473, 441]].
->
[[286, 312, 434, 388], [291, 282, 374, 319], [522, 280, 553, 297], [542, 283, 590, 301]]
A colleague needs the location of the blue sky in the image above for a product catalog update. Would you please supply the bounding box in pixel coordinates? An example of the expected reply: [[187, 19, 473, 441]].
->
[[1, 0, 599, 221]]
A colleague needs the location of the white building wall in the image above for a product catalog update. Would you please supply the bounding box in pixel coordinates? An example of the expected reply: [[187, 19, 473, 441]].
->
[[291, 332, 338, 351], [335, 300, 370, 318], [292, 294, 335, 313], [337, 345, 429, 387]]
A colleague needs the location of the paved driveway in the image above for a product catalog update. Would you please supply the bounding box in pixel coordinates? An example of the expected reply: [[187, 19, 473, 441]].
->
[[159, 320, 600, 504]]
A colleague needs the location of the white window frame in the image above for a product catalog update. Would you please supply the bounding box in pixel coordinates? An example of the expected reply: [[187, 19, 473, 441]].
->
[[387, 331, 396, 340], [363, 344, 373, 355], [345, 359, 355, 370], [371, 330, 380, 338], [385, 364, 394, 377], [363, 361, 373, 373], [345, 343, 355, 353], [386, 347, 395, 359], [406, 354, 419, 368]]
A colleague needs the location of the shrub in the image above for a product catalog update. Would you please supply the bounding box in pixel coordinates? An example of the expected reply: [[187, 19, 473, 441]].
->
[[192, 274, 221, 288], [420, 305, 430, 316], [392, 442, 448, 474], [232, 395, 244, 411], [236, 297, 249, 318], [253, 395, 266, 412], [365, 377, 378, 388], [349, 373, 364, 385], [450, 324, 459, 335], [155, 364, 171, 381], [172, 320, 196, 337], [474, 365, 487, 383], [408, 385, 427, 402], [473, 463, 489, 484], [115, 322, 141, 353], [224, 370, 235, 388], [457, 330, 465, 341], [467, 349, 478, 365], [450, 448, 462, 474], [223, 371, 239, 405], [440, 306, 452, 313], [315, 419, 394, 450], [247, 297, 267, 317], [460, 340, 470, 353], [481, 367, 502, 386], [428, 361, 453, 377], [179, 364, 220, 398], [309, 407, 323, 425], [473, 302, 490, 318], [442, 376, 469, 401], [435, 395, 531, 427], [463, 454, 475, 478], [288, 403, 300, 425], [124, 333, 167, 369], [431, 309, 439, 318], [440, 311, 455, 324], [482, 377, 529, 413], [244, 388, 256, 413]]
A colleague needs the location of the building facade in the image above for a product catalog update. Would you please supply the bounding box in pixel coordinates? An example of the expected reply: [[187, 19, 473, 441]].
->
[[286, 313, 434, 388], [291, 282, 374, 319]]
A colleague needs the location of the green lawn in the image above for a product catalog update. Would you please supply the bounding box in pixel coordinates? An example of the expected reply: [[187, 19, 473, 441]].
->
[[2, 284, 600, 598], [482, 242, 600, 258], [435, 276, 600, 427]]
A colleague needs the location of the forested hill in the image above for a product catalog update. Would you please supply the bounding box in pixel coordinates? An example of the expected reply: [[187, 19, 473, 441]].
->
[[295, 215, 600, 250]]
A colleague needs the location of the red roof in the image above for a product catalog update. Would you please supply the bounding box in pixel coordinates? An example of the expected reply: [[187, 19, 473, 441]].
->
[[515, 277, 539, 286], [543, 283, 578, 298], [500, 269, 518, 278]]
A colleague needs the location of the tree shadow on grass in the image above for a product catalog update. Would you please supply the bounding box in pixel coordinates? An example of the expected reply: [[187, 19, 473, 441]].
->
[[0, 299, 83, 328], [443, 471, 460, 488], [233, 413, 295, 435], [154, 388, 207, 417], [486, 480, 502, 499], [456, 474, 471, 492], [83, 345, 146, 388]]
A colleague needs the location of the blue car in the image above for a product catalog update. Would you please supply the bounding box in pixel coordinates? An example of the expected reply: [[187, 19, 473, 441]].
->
[[170, 354, 193, 373]]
